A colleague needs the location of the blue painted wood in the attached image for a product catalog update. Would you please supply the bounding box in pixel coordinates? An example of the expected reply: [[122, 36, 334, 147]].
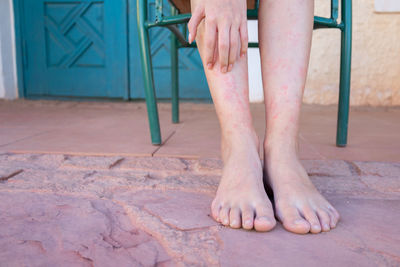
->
[[22, 0, 128, 99], [19, 0, 209, 100], [130, 0, 211, 99]]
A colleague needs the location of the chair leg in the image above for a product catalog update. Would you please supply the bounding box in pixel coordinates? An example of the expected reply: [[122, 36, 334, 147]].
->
[[336, 0, 352, 147], [170, 7, 179, 124], [171, 32, 179, 123], [137, 0, 161, 145]]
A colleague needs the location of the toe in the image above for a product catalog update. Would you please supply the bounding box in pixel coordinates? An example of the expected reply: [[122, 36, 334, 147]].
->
[[277, 205, 310, 234], [229, 207, 241, 229], [317, 209, 331, 232], [328, 206, 340, 228], [219, 206, 231, 226], [241, 206, 255, 230], [302, 206, 322, 234], [328, 211, 336, 229], [211, 200, 221, 222], [254, 204, 276, 232]]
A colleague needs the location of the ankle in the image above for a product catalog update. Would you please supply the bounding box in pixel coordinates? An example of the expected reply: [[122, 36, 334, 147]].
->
[[221, 128, 260, 160], [263, 136, 299, 159]]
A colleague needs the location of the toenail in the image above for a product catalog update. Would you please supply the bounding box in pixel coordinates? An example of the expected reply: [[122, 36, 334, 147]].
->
[[324, 224, 329, 229], [245, 220, 252, 226], [257, 217, 270, 222], [223, 219, 229, 225], [231, 220, 237, 226], [294, 219, 305, 225], [312, 224, 320, 230]]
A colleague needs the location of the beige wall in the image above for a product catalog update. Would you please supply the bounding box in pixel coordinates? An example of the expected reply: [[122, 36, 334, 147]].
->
[[305, 0, 400, 106]]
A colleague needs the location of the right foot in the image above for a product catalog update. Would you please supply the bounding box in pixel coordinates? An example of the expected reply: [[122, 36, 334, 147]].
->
[[211, 132, 276, 231], [264, 142, 340, 234]]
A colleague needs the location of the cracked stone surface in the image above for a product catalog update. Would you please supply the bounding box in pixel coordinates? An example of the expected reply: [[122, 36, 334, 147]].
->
[[1, 153, 400, 266]]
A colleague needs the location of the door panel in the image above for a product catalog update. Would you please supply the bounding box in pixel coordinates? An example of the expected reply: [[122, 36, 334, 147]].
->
[[130, 0, 210, 99], [22, 0, 128, 98], [20, 0, 209, 100]]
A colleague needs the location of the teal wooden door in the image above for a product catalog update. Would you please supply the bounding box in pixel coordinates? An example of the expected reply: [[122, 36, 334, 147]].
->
[[22, 0, 128, 98], [19, 0, 209, 99], [129, 0, 211, 99]]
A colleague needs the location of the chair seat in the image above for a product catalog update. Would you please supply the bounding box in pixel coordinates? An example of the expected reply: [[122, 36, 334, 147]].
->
[[169, 0, 257, 14]]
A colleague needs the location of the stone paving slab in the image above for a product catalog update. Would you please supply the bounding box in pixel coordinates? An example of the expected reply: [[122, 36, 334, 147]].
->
[[1, 153, 400, 266]]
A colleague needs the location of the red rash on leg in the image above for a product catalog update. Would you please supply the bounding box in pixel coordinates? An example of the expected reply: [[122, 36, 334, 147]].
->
[[259, 0, 339, 235], [298, 66, 307, 78], [270, 59, 292, 73], [281, 85, 288, 96], [189, 0, 277, 232]]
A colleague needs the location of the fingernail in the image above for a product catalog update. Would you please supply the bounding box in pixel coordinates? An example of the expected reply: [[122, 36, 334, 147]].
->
[[207, 63, 212, 69], [228, 64, 233, 72], [221, 66, 226, 73], [188, 33, 192, 44], [241, 52, 246, 58]]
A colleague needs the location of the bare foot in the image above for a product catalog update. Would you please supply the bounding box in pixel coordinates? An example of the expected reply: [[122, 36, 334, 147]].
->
[[211, 132, 276, 231], [264, 144, 340, 234]]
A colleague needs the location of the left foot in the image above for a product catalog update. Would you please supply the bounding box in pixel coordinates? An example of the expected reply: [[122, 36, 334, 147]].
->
[[211, 131, 276, 232], [264, 143, 340, 234]]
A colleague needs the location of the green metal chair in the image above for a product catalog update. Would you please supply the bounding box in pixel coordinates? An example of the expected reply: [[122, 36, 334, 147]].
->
[[137, 0, 352, 147]]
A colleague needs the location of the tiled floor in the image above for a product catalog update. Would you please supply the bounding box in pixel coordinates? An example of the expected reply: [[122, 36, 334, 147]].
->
[[1, 100, 399, 162]]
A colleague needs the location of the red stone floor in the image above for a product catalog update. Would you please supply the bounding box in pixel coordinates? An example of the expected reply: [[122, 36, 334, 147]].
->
[[0, 100, 399, 266]]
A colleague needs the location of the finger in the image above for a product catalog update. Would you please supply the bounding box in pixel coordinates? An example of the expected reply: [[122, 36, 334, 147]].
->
[[187, 7, 204, 43], [204, 19, 217, 69], [228, 25, 239, 72], [212, 39, 218, 65], [239, 21, 248, 58], [218, 23, 230, 73]]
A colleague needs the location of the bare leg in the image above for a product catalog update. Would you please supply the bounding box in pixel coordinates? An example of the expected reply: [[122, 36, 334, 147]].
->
[[191, 0, 276, 231], [259, 0, 340, 234]]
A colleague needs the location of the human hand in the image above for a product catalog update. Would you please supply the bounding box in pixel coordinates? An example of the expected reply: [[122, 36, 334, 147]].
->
[[188, 0, 248, 73]]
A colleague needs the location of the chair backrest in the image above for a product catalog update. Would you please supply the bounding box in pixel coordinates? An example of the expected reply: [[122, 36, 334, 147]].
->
[[169, 0, 257, 14]]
